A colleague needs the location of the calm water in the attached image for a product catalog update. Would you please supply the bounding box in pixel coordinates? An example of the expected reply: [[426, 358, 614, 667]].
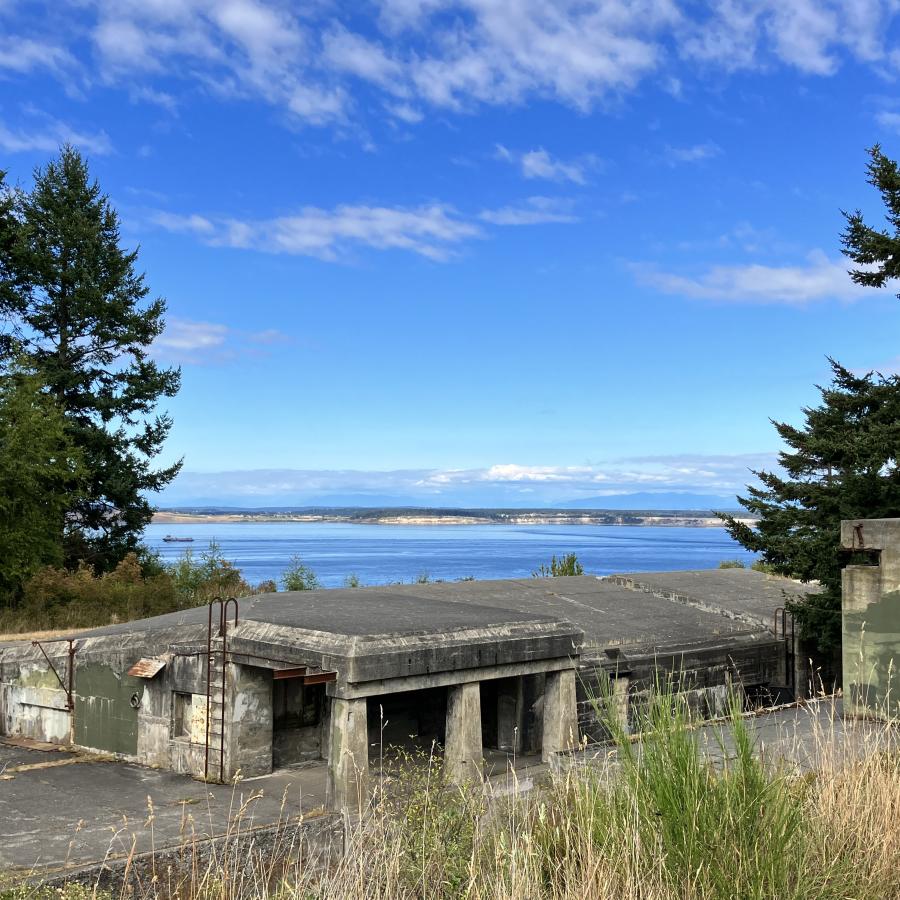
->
[[143, 522, 755, 589]]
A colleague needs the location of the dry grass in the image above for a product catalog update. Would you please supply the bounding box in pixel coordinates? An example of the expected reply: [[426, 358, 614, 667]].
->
[[5, 699, 899, 900], [0, 628, 88, 644]]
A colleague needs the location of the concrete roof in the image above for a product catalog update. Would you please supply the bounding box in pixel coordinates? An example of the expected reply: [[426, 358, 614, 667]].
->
[[2, 569, 813, 676]]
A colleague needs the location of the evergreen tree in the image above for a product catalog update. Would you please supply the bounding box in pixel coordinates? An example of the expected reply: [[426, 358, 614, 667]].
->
[[1, 147, 181, 571], [841, 144, 900, 293], [0, 366, 84, 600], [719, 360, 900, 652], [0, 171, 27, 356]]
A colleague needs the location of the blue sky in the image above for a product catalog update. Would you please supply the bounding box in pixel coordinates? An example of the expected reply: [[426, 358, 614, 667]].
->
[[2, 1, 900, 507]]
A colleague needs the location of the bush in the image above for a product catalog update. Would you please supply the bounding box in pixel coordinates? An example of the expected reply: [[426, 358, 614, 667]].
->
[[5, 554, 181, 631], [167, 540, 254, 605], [533, 553, 584, 577], [281, 555, 320, 591], [0, 542, 260, 634], [719, 559, 746, 569]]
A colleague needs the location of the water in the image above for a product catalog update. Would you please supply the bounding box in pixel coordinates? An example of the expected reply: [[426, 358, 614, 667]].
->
[[143, 522, 755, 589]]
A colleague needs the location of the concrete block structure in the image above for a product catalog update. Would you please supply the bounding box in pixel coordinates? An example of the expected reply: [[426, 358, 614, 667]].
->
[[0, 569, 815, 811], [841, 518, 900, 721]]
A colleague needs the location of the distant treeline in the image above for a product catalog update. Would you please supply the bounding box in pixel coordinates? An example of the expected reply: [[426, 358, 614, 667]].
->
[[158, 506, 748, 520]]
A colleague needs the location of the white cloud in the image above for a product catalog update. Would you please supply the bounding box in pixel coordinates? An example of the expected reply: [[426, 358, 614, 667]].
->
[[159, 451, 775, 505], [875, 110, 900, 133], [148, 212, 216, 234], [0, 36, 74, 73], [663, 141, 721, 165], [322, 26, 402, 87], [149, 203, 483, 261], [0, 117, 112, 155], [679, 0, 892, 75], [496, 145, 594, 184], [10, 1, 897, 132], [152, 316, 289, 364], [634, 250, 870, 304], [479, 196, 579, 226]]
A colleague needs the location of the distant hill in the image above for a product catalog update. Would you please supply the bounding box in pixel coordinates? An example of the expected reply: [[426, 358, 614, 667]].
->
[[557, 492, 740, 511]]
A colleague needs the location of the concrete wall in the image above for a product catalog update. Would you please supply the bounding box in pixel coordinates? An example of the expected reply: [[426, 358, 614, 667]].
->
[[0, 654, 71, 744], [576, 639, 784, 741], [224, 663, 273, 779], [841, 519, 900, 720]]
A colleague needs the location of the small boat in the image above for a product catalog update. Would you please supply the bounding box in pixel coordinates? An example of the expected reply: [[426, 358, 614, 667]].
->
[[162, 535, 194, 543]]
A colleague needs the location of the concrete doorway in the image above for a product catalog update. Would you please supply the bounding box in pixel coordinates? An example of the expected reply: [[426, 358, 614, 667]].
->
[[272, 678, 326, 767], [366, 686, 447, 758]]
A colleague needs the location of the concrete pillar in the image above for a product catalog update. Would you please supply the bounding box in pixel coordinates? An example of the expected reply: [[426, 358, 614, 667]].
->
[[326, 697, 369, 813], [496, 677, 522, 753], [541, 668, 579, 763], [223, 663, 273, 780], [611, 676, 630, 735], [444, 682, 483, 784]]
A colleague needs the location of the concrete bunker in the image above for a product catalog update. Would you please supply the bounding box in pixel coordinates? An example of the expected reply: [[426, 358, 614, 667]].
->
[[0, 569, 816, 811]]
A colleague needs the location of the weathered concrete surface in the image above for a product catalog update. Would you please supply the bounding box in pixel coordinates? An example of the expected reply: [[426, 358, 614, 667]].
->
[[445, 682, 483, 784], [541, 669, 579, 763], [325, 697, 368, 813], [841, 518, 900, 720], [603, 569, 815, 633], [0, 742, 327, 878]]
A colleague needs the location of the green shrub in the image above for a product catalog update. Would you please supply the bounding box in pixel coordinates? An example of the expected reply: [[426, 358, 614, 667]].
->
[[533, 553, 584, 577], [281, 555, 320, 591], [718, 559, 746, 569], [167, 540, 254, 605]]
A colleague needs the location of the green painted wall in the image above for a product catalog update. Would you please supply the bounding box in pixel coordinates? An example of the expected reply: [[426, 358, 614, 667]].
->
[[74, 662, 142, 755]]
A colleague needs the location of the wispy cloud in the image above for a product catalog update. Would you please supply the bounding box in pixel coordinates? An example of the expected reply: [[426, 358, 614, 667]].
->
[[159, 452, 775, 506], [4, 2, 896, 132], [148, 203, 482, 261], [146, 195, 579, 260], [479, 196, 579, 226], [495, 145, 597, 184], [152, 316, 290, 365], [663, 141, 721, 165], [0, 36, 74, 74], [0, 116, 112, 155], [875, 110, 900, 133], [633, 250, 869, 304]]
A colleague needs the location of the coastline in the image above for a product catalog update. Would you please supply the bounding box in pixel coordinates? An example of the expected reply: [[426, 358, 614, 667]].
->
[[151, 511, 754, 528]]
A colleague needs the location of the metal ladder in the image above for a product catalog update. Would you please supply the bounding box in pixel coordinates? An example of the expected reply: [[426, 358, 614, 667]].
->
[[204, 597, 238, 782]]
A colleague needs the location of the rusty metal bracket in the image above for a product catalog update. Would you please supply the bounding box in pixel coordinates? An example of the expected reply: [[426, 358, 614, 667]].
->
[[853, 523, 865, 549], [31, 638, 77, 711]]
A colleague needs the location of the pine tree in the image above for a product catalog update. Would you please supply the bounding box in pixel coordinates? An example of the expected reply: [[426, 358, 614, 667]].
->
[[2, 147, 181, 571], [0, 366, 84, 600], [841, 144, 900, 292], [720, 360, 900, 652]]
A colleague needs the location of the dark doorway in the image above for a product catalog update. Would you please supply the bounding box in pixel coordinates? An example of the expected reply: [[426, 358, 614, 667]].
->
[[272, 679, 325, 767], [366, 687, 447, 757]]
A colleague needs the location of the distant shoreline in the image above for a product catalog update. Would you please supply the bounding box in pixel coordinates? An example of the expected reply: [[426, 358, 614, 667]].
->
[[151, 510, 754, 528]]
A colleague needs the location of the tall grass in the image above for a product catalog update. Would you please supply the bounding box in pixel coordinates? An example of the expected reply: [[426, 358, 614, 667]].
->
[[316, 692, 898, 900], [8, 695, 899, 900]]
